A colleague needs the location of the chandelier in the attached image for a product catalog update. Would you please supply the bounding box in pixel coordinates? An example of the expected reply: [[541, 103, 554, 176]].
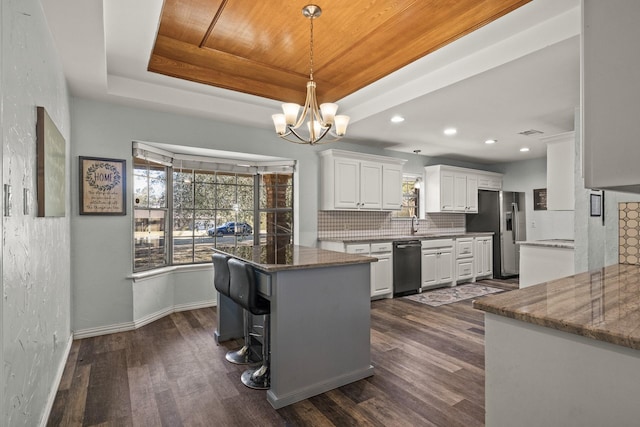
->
[[271, 4, 349, 145]]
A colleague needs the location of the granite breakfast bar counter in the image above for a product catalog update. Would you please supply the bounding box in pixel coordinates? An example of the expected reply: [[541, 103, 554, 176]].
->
[[473, 263, 640, 427], [213, 244, 375, 409]]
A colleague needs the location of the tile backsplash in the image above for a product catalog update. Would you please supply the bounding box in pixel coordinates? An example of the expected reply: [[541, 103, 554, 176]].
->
[[317, 211, 465, 239], [619, 202, 640, 264]]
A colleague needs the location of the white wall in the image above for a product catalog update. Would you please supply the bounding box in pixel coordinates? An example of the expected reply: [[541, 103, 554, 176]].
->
[[70, 96, 499, 334], [70, 98, 404, 332], [495, 157, 574, 241], [2, 0, 72, 424]]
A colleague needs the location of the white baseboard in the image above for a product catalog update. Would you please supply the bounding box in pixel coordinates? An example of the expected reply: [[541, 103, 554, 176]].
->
[[74, 299, 218, 339], [40, 334, 73, 427], [173, 299, 216, 313], [73, 321, 136, 339], [133, 306, 174, 329]]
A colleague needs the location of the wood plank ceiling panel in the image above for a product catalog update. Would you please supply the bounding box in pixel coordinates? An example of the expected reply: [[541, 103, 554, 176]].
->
[[148, 0, 531, 104]]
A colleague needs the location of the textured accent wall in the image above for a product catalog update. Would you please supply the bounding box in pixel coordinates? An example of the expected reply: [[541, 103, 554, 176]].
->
[[619, 202, 640, 264], [2, 0, 72, 425], [317, 211, 465, 239]]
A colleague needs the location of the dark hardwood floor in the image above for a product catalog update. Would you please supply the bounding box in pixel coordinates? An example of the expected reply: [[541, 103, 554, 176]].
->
[[47, 278, 517, 427]]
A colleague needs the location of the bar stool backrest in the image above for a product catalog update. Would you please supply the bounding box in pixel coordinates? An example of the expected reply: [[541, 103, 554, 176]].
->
[[228, 258, 269, 316], [212, 253, 231, 297]]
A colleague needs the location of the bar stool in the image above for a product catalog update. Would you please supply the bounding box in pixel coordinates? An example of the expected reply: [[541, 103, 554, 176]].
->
[[212, 253, 231, 296], [213, 253, 261, 365], [228, 258, 271, 390]]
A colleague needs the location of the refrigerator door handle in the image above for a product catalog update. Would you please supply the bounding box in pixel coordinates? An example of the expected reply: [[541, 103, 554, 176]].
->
[[511, 202, 519, 243]]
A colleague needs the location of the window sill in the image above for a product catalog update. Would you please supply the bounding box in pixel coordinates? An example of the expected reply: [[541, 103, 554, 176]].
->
[[129, 263, 212, 282]]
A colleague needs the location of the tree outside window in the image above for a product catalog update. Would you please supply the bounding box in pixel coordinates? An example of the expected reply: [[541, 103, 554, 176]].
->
[[172, 170, 256, 264]]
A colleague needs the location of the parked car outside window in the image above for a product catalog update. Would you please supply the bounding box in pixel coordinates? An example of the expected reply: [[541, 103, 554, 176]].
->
[[207, 221, 252, 236]]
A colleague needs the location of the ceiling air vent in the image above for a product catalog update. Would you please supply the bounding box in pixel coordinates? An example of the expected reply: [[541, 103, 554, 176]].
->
[[518, 129, 544, 136]]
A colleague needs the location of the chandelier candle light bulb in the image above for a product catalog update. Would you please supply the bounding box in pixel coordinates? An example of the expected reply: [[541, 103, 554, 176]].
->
[[271, 4, 350, 145]]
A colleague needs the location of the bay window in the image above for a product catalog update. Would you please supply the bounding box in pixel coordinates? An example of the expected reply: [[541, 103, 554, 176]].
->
[[132, 142, 295, 272]]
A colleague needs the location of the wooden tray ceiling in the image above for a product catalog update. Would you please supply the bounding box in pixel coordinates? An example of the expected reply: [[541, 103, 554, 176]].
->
[[149, 0, 531, 105]]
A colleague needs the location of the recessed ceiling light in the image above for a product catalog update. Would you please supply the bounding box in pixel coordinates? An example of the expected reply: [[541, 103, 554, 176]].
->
[[444, 128, 457, 136], [390, 115, 405, 123], [485, 139, 497, 145], [520, 147, 530, 152]]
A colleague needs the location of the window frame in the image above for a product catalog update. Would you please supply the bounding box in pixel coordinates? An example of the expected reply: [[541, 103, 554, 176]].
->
[[133, 159, 170, 271], [133, 155, 295, 272], [392, 174, 421, 219]]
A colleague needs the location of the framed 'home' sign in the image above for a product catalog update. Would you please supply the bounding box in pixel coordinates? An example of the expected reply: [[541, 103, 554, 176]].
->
[[79, 156, 126, 215]]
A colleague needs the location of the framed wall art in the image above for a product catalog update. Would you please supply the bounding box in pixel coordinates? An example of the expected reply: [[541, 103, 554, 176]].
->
[[36, 106, 66, 217], [590, 193, 602, 217], [79, 156, 126, 215], [533, 188, 547, 211]]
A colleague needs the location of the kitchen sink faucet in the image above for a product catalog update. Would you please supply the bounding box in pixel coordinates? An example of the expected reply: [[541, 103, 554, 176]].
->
[[411, 215, 419, 234]]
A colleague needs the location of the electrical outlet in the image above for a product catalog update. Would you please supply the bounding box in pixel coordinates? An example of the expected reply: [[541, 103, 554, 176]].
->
[[531, 221, 536, 228]]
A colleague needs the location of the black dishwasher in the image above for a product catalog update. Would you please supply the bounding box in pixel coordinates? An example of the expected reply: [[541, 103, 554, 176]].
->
[[393, 240, 422, 297]]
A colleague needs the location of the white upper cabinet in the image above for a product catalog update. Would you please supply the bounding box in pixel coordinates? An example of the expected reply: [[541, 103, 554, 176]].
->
[[453, 173, 468, 211], [544, 132, 575, 211], [320, 149, 406, 211], [477, 172, 503, 190], [382, 164, 403, 210], [583, 0, 640, 193], [439, 170, 455, 211], [466, 174, 478, 212], [359, 161, 383, 209], [333, 157, 361, 208], [425, 166, 492, 213]]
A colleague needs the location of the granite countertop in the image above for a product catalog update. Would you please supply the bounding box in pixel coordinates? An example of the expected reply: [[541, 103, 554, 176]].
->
[[318, 232, 494, 243], [213, 244, 375, 272], [518, 239, 575, 249], [473, 263, 640, 350]]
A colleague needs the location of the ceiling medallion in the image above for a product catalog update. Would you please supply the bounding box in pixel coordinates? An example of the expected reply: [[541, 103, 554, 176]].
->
[[271, 4, 350, 145]]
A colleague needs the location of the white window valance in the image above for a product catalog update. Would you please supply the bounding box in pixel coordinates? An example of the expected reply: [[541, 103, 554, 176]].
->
[[132, 141, 296, 174]]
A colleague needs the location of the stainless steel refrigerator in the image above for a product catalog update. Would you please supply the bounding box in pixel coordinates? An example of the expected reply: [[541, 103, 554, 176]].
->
[[466, 190, 526, 279]]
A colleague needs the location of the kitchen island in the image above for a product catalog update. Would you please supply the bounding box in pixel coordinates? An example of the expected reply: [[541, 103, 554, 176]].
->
[[473, 264, 640, 427], [213, 243, 375, 409]]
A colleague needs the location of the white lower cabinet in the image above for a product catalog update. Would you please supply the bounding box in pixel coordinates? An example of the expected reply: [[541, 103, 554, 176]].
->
[[340, 242, 393, 298], [456, 260, 474, 282], [322, 235, 493, 297], [345, 243, 369, 255], [370, 242, 393, 298], [421, 239, 453, 289], [455, 237, 474, 284], [475, 236, 493, 278]]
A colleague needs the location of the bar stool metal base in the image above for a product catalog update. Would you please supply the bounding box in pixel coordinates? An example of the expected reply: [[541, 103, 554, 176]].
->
[[225, 345, 261, 365], [241, 365, 270, 390]]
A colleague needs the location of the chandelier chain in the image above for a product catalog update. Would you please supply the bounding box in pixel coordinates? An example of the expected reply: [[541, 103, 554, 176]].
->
[[309, 17, 314, 81]]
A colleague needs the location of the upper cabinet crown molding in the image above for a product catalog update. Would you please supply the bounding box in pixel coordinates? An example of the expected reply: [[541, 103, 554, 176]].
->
[[319, 149, 406, 211], [318, 149, 407, 165]]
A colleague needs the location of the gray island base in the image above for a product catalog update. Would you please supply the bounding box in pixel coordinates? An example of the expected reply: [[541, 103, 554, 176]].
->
[[214, 244, 375, 409]]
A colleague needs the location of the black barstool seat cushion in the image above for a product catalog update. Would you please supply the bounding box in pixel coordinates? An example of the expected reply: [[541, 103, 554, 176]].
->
[[212, 253, 231, 297], [228, 258, 270, 316]]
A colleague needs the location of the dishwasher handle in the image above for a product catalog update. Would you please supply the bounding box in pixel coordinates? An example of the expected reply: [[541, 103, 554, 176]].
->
[[394, 241, 421, 249]]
